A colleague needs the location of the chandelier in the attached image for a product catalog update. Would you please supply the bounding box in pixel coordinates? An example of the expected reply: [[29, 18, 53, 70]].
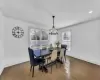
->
[[49, 16, 58, 35]]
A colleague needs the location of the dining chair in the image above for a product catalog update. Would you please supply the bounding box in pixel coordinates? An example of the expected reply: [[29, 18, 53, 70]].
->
[[41, 49, 51, 64], [51, 50, 58, 61], [28, 47, 45, 77], [60, 48, 65, 62], [50, 50, 58, 73], [59, 48, 66, 67], [61, 44, 67, 61]]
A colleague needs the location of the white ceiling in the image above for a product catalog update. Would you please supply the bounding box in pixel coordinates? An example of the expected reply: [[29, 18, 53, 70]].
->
[[2, 0, 100, 29]]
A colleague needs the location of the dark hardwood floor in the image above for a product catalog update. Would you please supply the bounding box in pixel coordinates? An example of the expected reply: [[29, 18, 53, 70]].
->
[[0, 61, 68, 80], [69, 56, 100, 80], [1, 56, 100, 80]]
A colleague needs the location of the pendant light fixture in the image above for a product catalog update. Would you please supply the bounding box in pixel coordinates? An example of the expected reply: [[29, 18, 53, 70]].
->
[[49, 16, 58, 35]]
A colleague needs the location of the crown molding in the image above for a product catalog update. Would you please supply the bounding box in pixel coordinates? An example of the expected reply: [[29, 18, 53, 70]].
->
[[3, 14, 48, 29], [57, 16, 100, 30]]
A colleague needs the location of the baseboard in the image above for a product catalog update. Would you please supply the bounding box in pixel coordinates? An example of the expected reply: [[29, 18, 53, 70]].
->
[[0, 65, 4, 75], [66, 54, 100, 66], [4, 58, 29, 68]]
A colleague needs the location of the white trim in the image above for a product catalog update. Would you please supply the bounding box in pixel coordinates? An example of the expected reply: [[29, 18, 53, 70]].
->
[[66, 54, 100, 66], [3, 15, 48, 29], [4, 58, 29, 68], [57, 17, 100, 30], [0, 58, 29, 75], [0, 66, 4, 75]]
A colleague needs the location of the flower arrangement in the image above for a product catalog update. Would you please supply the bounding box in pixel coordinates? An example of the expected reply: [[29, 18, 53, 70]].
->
[[55, 41, 60, 48]]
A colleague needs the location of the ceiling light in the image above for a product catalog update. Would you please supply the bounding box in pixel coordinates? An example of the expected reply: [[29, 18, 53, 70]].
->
[[49, 16, 58, 35], [89, 11, 93, 14]]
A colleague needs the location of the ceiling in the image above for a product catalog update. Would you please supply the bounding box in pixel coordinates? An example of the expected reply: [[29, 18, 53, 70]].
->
[[1, 0, 100, 29]]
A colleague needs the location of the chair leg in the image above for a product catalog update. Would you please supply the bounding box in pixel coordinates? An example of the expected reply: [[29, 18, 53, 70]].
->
[[65, 56, 66, 61], [60, 62, 62, 68], [60, 58, 62, 67], [61, 57, 62, 62], [64, 56, 66, 63], [32, 66, 34, 77], [41, 63, 44, 72], [56, 61, 57, 68], [51, 65, 52, 73], [30, 65, 32, 72], [39, 64, 41, 70], [47, 59, 48, 64], [42, 66, 44, 72], [60, 57, 62, 67]]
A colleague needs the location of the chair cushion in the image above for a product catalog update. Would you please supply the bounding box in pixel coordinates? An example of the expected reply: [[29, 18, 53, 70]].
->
[[34, 49, 41, 57]]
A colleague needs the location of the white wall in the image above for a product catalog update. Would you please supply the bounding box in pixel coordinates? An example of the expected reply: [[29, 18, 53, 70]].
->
[[4, 16, 47, 67], [58, 18, 100, 65], [0, 10, 4, 75]]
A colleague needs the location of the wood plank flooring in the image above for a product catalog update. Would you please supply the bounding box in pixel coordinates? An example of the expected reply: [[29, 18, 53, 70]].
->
[[0, 62, 68, 80], [1, 56, 100, 80], [69, 56, 100, 80]]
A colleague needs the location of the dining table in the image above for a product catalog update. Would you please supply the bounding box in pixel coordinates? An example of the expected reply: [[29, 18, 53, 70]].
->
[[33, 49, 52, 72], [41, 47, 63, 72], [33, 47, 63, 73]]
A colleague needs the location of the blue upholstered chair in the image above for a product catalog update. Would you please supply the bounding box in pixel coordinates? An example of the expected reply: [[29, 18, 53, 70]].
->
[[28, 47, 45, 77]]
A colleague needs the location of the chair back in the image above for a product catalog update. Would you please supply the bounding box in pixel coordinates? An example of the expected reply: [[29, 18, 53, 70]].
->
[[51, 50, 57, 61], [28, 47, 34, 65], [61, 44, 67, 49], [61, 44, 67, 56], [60, 48, 65, 58]]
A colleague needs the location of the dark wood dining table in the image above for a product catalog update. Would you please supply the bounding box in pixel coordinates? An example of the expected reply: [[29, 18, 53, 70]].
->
[[49, 47, 63, 63], [39, 48, 63, 72], [34, 49, 52, 72], [33, 47, 64, 73]]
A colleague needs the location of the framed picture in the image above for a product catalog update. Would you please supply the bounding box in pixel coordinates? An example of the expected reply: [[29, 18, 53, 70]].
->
[[62, 30, 71, 41]]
